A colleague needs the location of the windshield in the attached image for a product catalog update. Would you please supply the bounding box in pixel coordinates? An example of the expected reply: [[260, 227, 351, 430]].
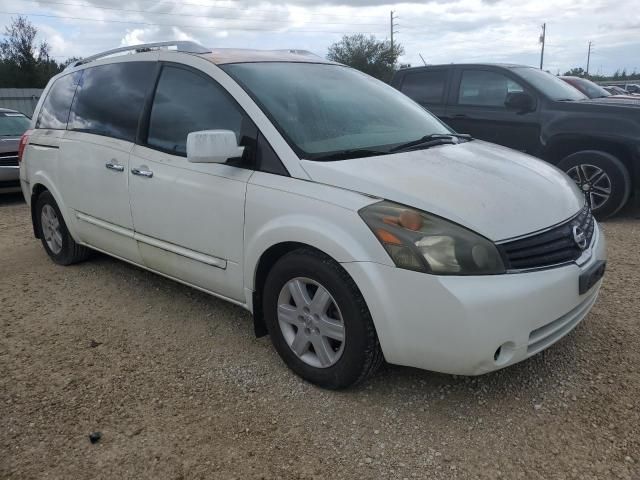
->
[[0, 112, 30, 136], [222, 62, 452, 160], [568, 77, 610, 98], [513, 67, 588, 101]]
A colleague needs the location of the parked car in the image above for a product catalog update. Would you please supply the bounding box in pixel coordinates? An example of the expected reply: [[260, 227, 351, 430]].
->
[[624, 83, 640, 94], [561, 76, 640, 103], [392, 64, 640, 218], [20, 43, 606, 389], [1, 108, 30, 193], [603, 85, 632, 96], [608, 83, 640, 95]]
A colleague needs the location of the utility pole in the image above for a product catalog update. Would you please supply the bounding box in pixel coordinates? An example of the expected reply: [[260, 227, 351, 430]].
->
[[539, 23, 546, 70], [390, 11, 396, 52], [586, 41, 593, 77]]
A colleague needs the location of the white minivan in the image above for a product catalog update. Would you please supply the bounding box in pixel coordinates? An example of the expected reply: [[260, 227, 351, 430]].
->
[[19, 42, 606, 389]]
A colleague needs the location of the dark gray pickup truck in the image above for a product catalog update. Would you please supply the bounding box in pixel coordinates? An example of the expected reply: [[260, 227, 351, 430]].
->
[[0, 108, 30, 193], [392, 64, 640, 218]]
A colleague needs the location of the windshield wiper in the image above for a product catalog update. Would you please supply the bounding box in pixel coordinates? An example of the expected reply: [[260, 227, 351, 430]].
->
[[389, 133, 471, 153], [310, 148, 389, 161]]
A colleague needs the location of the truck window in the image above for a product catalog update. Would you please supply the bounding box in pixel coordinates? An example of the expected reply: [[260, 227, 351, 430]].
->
[[458, 70, 524, 107], [400, 70, 447, 104]]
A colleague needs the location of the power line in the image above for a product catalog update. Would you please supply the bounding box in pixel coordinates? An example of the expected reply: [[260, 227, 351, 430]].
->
[[17, 0, 389, 21], [14, 0, 387, 27], [0, 11, 385, 34]]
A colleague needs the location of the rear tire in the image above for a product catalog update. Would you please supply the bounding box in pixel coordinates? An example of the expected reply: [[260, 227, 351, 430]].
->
[[263, 248, 383, 389], [35, 191, 91, 265], [558, 150, 631, 220]]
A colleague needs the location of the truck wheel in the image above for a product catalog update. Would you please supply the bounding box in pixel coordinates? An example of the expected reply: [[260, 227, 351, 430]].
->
[[558, 150, 631, 219], [262, 248, 383, 389], [35, 191, 91, 265]]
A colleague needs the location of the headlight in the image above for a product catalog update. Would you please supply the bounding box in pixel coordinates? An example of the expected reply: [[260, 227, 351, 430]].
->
[[359, 201, 505, 275]]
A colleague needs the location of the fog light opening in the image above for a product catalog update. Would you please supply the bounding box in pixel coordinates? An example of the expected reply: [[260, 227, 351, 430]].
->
[[493, 341, 516, 366]]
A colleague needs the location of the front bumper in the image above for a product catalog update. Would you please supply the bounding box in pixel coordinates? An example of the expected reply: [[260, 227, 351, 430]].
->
[[342, 223, 607, 375], [0, 165, 20, 192]]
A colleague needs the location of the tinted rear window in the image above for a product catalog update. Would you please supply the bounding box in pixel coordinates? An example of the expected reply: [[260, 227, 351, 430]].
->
[[36, 72, 81, 130], [68, 62, 156, 142], [400, 70, 447, 104]]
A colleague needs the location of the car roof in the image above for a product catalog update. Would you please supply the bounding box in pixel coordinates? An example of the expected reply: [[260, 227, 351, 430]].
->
[[197, 48, 337, 65], [399, 63, 531, 72]]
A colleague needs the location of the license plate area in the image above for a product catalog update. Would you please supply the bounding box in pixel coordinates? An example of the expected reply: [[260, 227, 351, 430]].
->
[[579, 260, 606, 295]]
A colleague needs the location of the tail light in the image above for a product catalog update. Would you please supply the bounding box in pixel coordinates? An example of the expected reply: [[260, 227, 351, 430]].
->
[[18, 129, 33, 163]]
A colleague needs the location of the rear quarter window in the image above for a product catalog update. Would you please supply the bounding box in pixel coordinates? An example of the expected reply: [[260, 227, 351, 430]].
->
[[400, 70, 448, 104], [36, 72, 81, 130], [68, 62, 156, 142]]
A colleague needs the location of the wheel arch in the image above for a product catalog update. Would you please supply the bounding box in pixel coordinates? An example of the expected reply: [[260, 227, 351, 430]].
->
[[30, 183, 49, 238], [543, 135, 634, 175], [28, 176, 79, 242], [249, 241, 348, 338]]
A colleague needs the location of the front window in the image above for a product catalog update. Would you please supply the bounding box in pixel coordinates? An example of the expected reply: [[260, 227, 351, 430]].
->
[[222, 62, 452, 160], [0, 112, 30, 136], [458, 70, 525, 107], [513, 67, 587, 101]]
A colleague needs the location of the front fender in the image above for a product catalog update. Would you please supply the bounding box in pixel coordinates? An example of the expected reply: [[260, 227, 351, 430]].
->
[[243, 180, 394, 292]]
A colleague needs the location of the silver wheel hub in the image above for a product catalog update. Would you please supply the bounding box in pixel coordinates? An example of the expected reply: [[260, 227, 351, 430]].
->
[[277, 277, 345, 369], [40, 204, 63, 255], [566, 164, 612, 210]]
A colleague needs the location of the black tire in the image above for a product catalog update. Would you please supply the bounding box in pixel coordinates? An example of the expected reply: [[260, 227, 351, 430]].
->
[[263, 248, 383, 389], [557, 150, 631, 220], [35, 191, 91, 265]]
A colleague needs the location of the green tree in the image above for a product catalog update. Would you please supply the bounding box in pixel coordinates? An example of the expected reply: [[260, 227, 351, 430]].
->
[[562, 67, 586, 77], [327, 34, 404, 83], [0, 16, 65, 88]]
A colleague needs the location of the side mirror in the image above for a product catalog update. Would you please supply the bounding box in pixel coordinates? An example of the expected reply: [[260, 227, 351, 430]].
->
[[505, 92, 535, 113], [186, 130, 244, 164]]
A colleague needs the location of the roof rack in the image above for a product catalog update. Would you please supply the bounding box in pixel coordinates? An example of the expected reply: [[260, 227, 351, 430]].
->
[[66, 41, 210, 69], [275, 49, 320, 58]]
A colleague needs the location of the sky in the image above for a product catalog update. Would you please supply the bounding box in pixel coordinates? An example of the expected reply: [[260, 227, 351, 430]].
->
[[0, 0, 638, 75]]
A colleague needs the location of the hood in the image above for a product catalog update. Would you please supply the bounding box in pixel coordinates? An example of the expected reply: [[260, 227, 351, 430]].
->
[[584, 96, 640, 107], [301, 140, 585, 241]]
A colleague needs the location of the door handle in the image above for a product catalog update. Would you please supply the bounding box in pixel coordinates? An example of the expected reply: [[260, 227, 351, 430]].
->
[[131, 168, 153, 178], [105, 162, 125, 172]]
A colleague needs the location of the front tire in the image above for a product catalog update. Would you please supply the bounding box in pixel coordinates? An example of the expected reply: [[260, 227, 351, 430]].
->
[[263, 248, 383, 389], [35, 191, 91, 265], [558, 150, 631, 220]]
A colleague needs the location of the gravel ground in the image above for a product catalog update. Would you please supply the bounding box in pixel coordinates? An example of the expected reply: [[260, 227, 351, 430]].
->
[[1, 192, 639, 480]]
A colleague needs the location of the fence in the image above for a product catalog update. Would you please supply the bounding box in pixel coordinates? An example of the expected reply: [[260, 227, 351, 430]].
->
[[0, 88, 44, 117]]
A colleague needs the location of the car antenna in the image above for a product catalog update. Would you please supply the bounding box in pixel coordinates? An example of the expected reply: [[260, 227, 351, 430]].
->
[[419, 54, 427, 66]]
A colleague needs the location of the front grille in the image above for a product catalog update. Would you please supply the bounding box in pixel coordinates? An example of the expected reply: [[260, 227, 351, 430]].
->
[[0, 179, 20, 188], [0, 153, 19, 167], [499, 205, 595, 271]]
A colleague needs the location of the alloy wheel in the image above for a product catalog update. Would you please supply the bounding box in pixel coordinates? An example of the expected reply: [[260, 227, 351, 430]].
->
[[566, 163, 612, 210], [40, 204, 63, 255], [277, 277, 346, 368]]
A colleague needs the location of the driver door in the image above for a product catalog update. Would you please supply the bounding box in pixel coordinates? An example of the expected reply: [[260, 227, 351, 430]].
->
[[129, 64, 258, 302], [444, 68, 541, 154]]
